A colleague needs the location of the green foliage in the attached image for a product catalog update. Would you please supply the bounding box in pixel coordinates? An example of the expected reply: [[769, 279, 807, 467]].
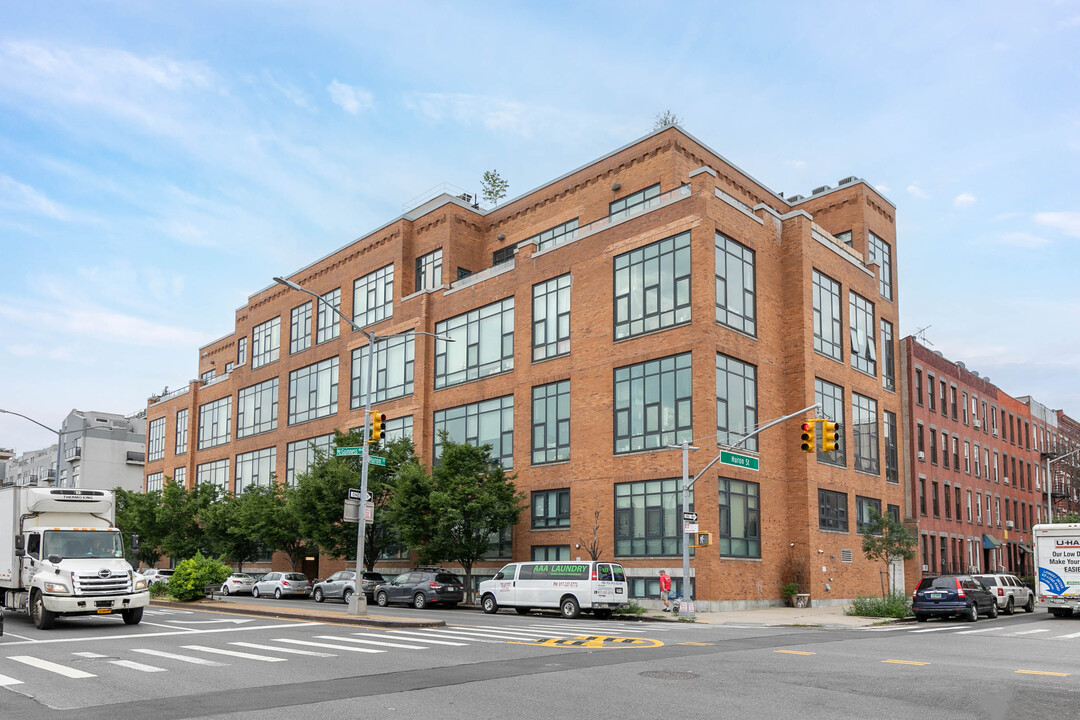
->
[[652, 109, 682, 130], [202, 489, 264, 572], [860, 509, 917, 597], [481, 169, 508, 207], [846, 592, 912, 619], [1053, 512, 1080, 523], [148, 580, 170, 598], [780, 581, 800, 598], [114, 486, 164, 567], [613, 600, 646, 615], [166, 552, 231, 602], [157, 479, 220, 561], [389, 433, 525, 599], [235, 484, 310, 571]]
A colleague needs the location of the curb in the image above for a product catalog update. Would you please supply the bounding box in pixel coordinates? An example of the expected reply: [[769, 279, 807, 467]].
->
[[149, 599, 445, 628]]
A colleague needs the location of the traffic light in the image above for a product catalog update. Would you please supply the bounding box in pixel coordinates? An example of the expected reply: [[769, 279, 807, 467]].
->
[[691, 532, 712, 548], [821, 421, 841, 453], [368, 410, 386, 443], [800, 422, 816, 453]]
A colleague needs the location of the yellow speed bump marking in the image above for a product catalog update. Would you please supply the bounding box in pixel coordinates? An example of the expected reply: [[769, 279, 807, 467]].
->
[[883, 659, 930, 666], [678, 642, 715, 646], [511, 634, 663, 649], [1016, 670, 1070, 677], [775, 650, 815, 655]]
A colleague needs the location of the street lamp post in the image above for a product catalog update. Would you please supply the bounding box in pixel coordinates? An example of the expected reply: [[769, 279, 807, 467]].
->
[[273, 276, 451, 616], [0, 408, 65, 486]]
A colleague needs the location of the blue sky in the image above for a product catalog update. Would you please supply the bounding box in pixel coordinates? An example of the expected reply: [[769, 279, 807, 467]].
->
[[2, 1, 1079, 453]]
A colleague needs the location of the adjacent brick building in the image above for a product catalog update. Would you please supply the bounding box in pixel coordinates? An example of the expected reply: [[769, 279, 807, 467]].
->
[[145, 126, 904, 608]]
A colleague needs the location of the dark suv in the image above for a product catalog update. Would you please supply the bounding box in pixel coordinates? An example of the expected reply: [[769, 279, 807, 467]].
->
[[912, 575, 998, 622], [373, 568, 465, 609]]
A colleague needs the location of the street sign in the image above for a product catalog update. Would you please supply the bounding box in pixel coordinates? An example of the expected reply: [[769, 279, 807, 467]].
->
[[719, 450, 759, 471], [335, 446, 364, 457], [683, 522, 699, 534], [364, 502, 374, 524], [348, 488, 373, 502], [683, 512, 698, 522], [368, 455, 386, 467]]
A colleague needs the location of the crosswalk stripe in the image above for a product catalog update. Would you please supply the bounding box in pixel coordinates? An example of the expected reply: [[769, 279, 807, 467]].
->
[[1008, 629, 1050, 636], [230, 642, 335, 657], [7, 656, 96, 679], [0, 673, 25, 686], [132, 648, 227, 666], [110, 660, 167, 673], [860, 626, 908, 632], [1056, 631, 1080, 639], [953, 628, 997, 635], [911, 626, 966, 633], [181, 645, 287, 662], [72, 652, 108, 658], [445, 628, 559, 640], [378, 632, 467, 646], [315, 635, 426, 650], [392, 630, 504, 643], [526, 623, 645, 633], [271, 638, 384, 654]]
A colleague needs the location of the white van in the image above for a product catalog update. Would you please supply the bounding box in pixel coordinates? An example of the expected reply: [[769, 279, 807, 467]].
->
[[478, 561, 628, 618]]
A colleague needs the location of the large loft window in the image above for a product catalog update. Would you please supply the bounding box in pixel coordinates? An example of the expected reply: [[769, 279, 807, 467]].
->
[[812, 270, 842, 361], [880, 319, 895, 392], [715, 232, 756, 336], [614, 231, 691, 340], [285, 434, 334, 486], [527, 218, 579, 252], [353, 264, 394, 329], [531, 380, 570, 465], [852, 392, 880, 475], [718, 478, 760, 558], [288, 357, 339, 425], [196, 458, 229, 494], [532, 274, 570, 362], [818, 489, 848, 532], [849, 291, 877, 376], [351, 334, 414, 407], [614, 478, 692, 556], [434, 298, 514, 389], [532, 488, 570, 528], [868, 232, 893, 301], [415, 249, 443, 292], [148, 418, 165, 462], [814, 378, 845, 467], [614, 352, 692, 454], [433, 395, 514, 470], [290, 302, 311, 354], [175, 409, 188, 455], [197, 396, 231, 450], [316, 288, 341, 344], [716, 353, 757, 452], [251, 317, 281, 369], [235, 447, 276, 494], [237, 378, 278, 438]]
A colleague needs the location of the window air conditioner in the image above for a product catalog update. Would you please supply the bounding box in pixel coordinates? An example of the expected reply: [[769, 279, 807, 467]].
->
[[918, 451, 926, 461], [992, 428, 998, 437], [973, 419, 981, 429], [1003, 476, 1010, 485]]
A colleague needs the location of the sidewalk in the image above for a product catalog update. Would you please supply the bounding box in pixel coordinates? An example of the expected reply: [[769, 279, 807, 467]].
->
[[151, 598, 898, 629]]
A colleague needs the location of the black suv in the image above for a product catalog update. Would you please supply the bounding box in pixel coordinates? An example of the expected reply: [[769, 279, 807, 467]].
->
[[373, 567, 465, 609], [912, 575, 998, 622]]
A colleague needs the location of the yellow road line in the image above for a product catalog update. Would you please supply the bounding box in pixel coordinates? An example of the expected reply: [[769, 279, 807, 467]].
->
[[775, 650, 815, 655], [1016, 670, 1070, 677], [882, 659, 929, 666]]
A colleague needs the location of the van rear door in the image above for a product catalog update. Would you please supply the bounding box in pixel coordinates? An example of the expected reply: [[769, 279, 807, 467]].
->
[[593, 563, 620, 606]]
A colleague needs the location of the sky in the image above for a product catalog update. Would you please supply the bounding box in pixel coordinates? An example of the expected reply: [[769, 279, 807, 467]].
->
[[2, 1, 1079, 454]]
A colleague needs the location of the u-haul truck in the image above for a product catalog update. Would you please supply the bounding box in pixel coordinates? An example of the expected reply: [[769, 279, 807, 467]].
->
[[1034, 522, 1080, 617], [1, 485, 148, 630]]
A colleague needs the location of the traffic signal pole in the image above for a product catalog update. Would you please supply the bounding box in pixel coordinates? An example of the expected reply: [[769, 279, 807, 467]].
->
[[669, 402, 819, 617]]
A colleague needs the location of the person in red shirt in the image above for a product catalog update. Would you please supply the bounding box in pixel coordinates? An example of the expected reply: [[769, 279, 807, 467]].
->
[[659, 569, 672, 611]]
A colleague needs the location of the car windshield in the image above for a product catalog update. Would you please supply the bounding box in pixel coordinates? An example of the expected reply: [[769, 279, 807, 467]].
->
[[973, 576, 997, 586], [43, 530, 125, 559]]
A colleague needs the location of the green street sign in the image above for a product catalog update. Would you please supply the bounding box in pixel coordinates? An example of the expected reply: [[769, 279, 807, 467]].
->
[[335, 447, 364, 457], [719, 450, 759, 471], [368, 455, 386, 467]]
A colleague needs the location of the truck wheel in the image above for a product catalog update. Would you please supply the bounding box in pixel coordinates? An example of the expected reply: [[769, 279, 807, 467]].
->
[[481, 594, 498, 614], [561, 596, 581, 619], [30, 590, 56, 630], [122, 607, 143, 625]]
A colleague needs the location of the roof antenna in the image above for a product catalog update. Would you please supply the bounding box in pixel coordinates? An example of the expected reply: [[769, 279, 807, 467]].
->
[[914, 325, 934, 346]]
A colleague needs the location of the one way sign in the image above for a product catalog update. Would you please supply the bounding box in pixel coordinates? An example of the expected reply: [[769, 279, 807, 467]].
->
[[682, 512, 698, 522], [348, 488, 373, 502]]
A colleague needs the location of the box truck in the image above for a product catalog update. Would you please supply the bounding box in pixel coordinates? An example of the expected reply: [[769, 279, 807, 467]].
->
[[1, 485, 149, 630], [1034, 522, 1080, 617]]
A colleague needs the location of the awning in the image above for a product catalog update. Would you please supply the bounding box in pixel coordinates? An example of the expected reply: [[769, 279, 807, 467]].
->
[[982, 533, 1002, 549], [1019, 542, 1033, 554]]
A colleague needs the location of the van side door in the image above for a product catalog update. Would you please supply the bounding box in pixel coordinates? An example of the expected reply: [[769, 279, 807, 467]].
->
[[492, 564, 518, 605]]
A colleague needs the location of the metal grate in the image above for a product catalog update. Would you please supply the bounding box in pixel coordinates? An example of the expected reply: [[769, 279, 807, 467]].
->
[[73, 571, 132, 595], [841, 549, 853, 563]]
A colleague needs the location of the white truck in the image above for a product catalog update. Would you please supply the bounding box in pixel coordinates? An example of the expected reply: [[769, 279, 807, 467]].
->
[[1034, 522, 1080, 617], [1, 485, 149, 630]]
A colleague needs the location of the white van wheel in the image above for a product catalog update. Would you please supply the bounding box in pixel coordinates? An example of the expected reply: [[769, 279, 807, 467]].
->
[[561, 596, 581, 619], [482, 594, 499, 614]]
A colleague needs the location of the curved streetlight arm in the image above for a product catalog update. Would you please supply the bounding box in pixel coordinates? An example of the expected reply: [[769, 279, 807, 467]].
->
[[0, 408, 60, 437]]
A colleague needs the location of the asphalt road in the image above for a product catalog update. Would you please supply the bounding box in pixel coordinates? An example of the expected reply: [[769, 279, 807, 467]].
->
[[3, 602, 1080, 720]]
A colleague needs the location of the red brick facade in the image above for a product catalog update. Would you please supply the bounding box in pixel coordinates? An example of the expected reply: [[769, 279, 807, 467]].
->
[[145, 127, 904, 608]]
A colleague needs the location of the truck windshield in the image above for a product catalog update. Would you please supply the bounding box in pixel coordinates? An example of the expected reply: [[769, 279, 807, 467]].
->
[[42, 530, 124, 559]]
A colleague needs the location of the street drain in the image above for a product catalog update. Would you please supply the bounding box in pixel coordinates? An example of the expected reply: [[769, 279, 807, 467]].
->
[[639, 670, 697, 680]]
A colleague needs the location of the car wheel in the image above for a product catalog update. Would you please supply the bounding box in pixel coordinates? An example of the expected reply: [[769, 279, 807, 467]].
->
[[515, 607, 531, 616], [966, 603, 978, 622], [561, 596, 581, 619], [1004, 598, 1014, 615], [986, 600, 998, 619], [222, 585, 230, 595], [342, 589, 353, 605], [482, 594, 499, 614], [313, 588, 324, 603], [376, 591, 389, 607], [252, 587, 260, 598], [915, 614, 928, 622], [1025, 594, 1036, 613], [274, 588, 282, 600], [413, 593, 427, 609]]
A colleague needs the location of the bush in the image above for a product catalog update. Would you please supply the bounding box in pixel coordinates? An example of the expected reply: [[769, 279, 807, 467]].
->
[[613, 600, 646, 615], [148, 581, 170, 598], [167, 552, 232, 602], [846, 591, 911, 618]]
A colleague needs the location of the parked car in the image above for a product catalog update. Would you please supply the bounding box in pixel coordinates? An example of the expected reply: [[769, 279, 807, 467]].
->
[[973, 573, 1036, 614], [251, 571, 311, 599], [360, 572, 387, 601], [912, 575, 998, 622], [373, 568, 464, 609], [313, 571, 357, 604], [219, 573, 256, 596], [142, 568, 174, 585]]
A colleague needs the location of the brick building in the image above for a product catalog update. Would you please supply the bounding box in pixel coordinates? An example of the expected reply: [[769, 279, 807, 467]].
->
[[144, 126, 903, 609], [901, 338, 1050, 578]]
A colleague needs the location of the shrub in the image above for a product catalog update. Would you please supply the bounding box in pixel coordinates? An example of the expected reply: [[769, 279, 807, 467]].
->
[[148, 581, 170, 598], [613, 600, 646, 615], [846, 591, 911, 618], [167, 552, 232, 602]]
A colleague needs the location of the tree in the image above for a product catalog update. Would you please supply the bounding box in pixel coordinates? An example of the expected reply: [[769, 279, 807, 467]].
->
[[240, 484, 310, 571], [157, 479, 220, 562], [114, 487, 165, 568], [861, 509, 918, 597], [481, 170, 509, 207], [1053, 511, 1080, 523], [652, 109, 682, 131], [390, 433, 525, 600], [294, 431, 419, 570], [578, 507, 603, 561], [203, 490, 264, 573]]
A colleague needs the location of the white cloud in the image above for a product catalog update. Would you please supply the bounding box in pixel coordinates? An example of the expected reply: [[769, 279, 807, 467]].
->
[[998, 232, 1051, 248], [404, 92, 546, 137], [954, 192, 976, 208], [327, 80, 373, 115], [874, 184, 890, 194], [907, 183, 929, 199], [790, 160, 807, 170], [1034, 211, 1080, 238], [0, 174, 70, 220]]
